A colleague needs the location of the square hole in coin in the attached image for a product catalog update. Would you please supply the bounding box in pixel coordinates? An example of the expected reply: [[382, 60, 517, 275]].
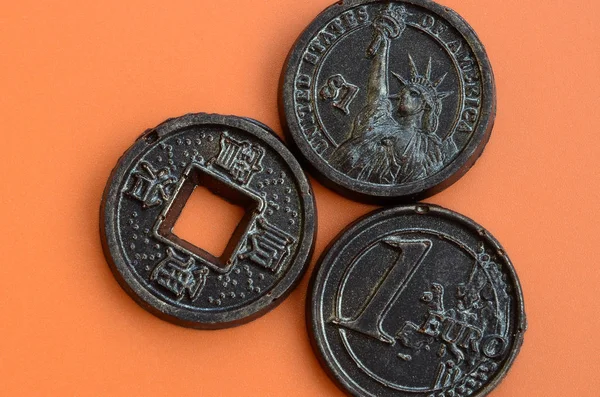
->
[[153, 164, 262, 273], [172, 186, 245, 258]]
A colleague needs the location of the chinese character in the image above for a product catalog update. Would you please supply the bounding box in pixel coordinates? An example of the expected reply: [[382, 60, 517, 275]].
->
[[213, 132, 264, 185], [128, 161, 177, 208], [239, 218, 296, 273], [151, 248, 209, 301]]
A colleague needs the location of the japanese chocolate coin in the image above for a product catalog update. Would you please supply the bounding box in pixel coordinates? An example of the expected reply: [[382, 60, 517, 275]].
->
[[308, 204, 525, 396], [101, 113, 316, 329], [280, 0, 496, 203]]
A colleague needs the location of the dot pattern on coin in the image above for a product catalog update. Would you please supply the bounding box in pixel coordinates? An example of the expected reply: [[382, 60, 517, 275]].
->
[[280, 0, 496, 203], [101, 113, 316, 329], [308, 204, 525, 396]]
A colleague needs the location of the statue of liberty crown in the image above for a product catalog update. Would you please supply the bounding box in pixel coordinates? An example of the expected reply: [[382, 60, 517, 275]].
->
[[390, 55, 452, 102]]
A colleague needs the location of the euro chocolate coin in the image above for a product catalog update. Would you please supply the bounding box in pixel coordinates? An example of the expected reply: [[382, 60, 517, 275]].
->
[[308, 204, 526, 396]]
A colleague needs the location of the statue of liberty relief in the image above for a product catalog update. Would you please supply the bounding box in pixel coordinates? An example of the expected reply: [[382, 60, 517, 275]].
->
[[330, 5, 457, 184]]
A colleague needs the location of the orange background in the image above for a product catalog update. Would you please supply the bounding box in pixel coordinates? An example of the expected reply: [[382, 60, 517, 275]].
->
[[1, 0, 599, 395]]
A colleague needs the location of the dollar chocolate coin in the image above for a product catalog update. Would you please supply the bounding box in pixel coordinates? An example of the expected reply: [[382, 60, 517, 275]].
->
[[280, 0, 496, 204], [308, 204, 525, 396], [101, 113, 316, 329]]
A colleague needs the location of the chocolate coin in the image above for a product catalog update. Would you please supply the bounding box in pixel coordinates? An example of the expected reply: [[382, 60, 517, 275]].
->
[[101, 113, 316, 329], [308, 204, 526, 396], [280, 0, 496, 203]]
